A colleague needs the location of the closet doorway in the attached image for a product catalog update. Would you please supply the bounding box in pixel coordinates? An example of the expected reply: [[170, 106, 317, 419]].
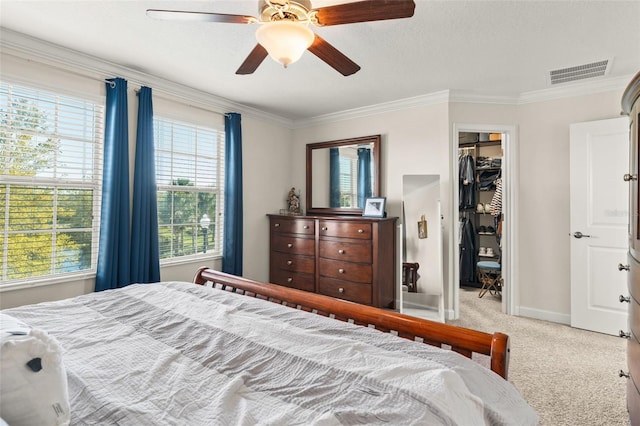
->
[[451, 124, 517, 320]]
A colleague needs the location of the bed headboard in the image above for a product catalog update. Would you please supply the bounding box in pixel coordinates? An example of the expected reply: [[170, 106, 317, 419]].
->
[[193, 267, 509, 379]]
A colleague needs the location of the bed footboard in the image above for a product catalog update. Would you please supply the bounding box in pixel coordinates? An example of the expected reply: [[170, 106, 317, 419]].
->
[[193, 267, 510, 379]]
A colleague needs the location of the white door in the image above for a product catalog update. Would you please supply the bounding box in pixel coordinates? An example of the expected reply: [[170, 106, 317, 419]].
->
[[570, 117, 629, 335]]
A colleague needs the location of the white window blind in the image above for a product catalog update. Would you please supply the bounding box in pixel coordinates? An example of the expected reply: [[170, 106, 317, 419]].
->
[[0, 82, 104, 284], [154, 116, 224, 260], [339, 152, 358, 207]]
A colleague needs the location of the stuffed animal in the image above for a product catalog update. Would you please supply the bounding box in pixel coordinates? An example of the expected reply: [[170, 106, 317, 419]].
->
[[0, 313, 70, 426]]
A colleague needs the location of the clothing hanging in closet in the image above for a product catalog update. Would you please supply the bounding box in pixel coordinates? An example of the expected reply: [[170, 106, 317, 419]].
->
[[459, 152, 476, 210], [459, 216, 476, 284], [490, 178, 502, 217]]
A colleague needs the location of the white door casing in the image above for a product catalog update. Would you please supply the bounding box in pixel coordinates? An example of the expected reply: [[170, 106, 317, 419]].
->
[[451, 124, 517, 320], [570, 117, 629, 335]]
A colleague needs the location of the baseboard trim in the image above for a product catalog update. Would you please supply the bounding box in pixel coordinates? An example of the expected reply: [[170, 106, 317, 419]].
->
[[518, 306, 570, 325]]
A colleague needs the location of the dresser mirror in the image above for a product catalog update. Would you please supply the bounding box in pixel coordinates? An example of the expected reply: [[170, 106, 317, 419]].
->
[[306, 135, 381, 215], [400, 174, 444, 322]]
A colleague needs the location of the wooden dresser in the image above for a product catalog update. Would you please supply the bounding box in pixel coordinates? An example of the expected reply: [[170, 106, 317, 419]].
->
[[622, 71, 640, 425], [268, 214, 397, 308]]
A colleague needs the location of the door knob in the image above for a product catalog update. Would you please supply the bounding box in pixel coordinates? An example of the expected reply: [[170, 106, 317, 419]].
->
[[620, 370, 630, 379], [623, 173, 638, 181], [620, 295, 631, 303], [573, 231, 591, 239], [618, 263, 630, 271]]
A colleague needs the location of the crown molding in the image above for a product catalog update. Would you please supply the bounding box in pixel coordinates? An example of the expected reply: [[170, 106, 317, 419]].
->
[[517, 74, 633, 104], [0, 28, 294, 128], [448, 91, 519, 105], [295, 75, 632, 127], [292, 90, 451, 128]]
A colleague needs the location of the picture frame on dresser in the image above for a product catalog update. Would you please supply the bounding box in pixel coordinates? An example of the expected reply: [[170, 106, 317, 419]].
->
[[362, 197, 386, 218]]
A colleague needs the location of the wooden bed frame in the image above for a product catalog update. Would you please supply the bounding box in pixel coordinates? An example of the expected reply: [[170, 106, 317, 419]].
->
[[193, 267, 510, 379]]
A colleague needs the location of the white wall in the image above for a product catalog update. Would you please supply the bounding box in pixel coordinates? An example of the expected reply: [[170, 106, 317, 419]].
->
[[241, 118, 294, 282], [515, 91, 624, 321]]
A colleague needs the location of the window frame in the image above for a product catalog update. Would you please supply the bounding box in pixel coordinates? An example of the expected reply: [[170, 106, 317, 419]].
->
[[153, 115, 225, 264], [0, 81, 104, 287]]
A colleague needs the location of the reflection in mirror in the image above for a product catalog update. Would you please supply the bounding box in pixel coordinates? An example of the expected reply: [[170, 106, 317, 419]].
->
[[306, 135, 380, 215], [400, 175, 444, 322]]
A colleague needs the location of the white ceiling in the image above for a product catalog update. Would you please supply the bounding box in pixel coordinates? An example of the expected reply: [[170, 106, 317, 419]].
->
[[1, 0, 639, 121]]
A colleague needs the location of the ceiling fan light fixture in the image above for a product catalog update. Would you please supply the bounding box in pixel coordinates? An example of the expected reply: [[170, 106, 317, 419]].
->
[[255, 21, 314, 68]]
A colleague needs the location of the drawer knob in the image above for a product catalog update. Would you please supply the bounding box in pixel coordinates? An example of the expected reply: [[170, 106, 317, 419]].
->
[[358, 229, 364, 233], [338, 249, 345, 254], [619, 330, 631, 339], [286, 260, 293, 266], [620, 295, 631, 303], [287, 277, 293, 283], [338, 268, 345, 274], [618, 263, 630, 271], [322, 226, 328, 231], [338, 287, 344, 293], [274, 223, 280, 227], [623, 173, 638, 181], [303, 225, 309, 229], [619, 370, 630, 379], [287, 243, 293, 248]]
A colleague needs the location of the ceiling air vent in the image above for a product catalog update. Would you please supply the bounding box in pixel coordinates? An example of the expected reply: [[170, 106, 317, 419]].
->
[[549, 59, 610, 85]]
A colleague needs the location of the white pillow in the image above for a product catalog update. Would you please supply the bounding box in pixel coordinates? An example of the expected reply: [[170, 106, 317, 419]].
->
[[0, 313, 70, 426]]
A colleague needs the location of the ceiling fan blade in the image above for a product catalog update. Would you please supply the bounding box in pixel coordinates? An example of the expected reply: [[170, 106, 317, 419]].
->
[[236, 44, 269, 75], [313, 0, 415, 26], [146, 9, 255, 24], [308, 35, 360, 76]]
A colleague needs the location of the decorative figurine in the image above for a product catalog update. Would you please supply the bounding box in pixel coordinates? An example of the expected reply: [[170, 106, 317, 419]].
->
[[287, 187, 301, 214]]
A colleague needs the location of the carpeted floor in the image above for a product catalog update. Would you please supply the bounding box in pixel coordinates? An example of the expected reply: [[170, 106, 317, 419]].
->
[[448, 287, 628, 426]]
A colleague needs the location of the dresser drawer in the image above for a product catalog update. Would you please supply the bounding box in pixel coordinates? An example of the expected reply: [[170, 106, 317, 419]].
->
[[271, 218, 315, 235], [271, 234, 315, 256], [270, 251, 314, 274], [628, 336, 640, 390], [319, 240, 372, 263], [270, 269, 315, 292], [629, 374, 640, 425], [318, 258, 372, 284], [629, 253, 640, 304], [631, 296, 640, 340], [319, 221, 371, 239], [318, 277, 372, 305]]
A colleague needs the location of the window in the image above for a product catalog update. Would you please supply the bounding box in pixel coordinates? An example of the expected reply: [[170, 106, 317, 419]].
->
[[154, 117, 224, 260], [339, 154, 357, 207], [0, 82, 104, 284]]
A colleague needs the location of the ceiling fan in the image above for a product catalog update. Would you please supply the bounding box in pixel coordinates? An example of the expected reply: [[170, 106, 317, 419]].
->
[[146, 0, 416, 76]]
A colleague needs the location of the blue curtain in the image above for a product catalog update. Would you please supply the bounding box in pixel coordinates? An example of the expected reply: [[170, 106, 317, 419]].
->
[[357, 147, 372, 208], [130, 87, 160, 283], [329, 147, 340, 208], [222, 113, 243, 276], [96, 78, 131, 291]]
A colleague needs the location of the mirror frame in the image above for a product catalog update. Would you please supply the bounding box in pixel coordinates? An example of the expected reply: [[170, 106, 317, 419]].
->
[[306, 135, 381, 216]]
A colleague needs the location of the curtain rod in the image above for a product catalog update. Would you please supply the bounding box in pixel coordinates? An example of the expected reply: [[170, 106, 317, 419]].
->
[[103, 78, 228, 118]]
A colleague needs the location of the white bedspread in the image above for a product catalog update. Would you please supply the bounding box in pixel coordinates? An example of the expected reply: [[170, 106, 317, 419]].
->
[[5, 282, 538, 425]]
